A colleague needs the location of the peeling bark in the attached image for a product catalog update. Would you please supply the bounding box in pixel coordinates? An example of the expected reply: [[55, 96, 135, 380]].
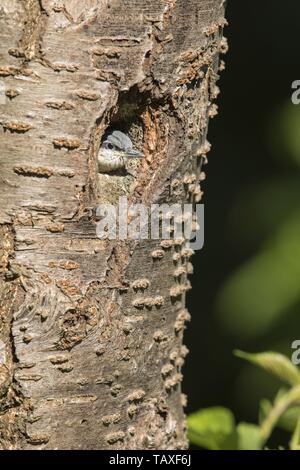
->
[[0, 0, 227, 450]]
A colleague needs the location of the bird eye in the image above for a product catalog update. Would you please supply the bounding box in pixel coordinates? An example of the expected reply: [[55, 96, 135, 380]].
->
[[103, 141, 115, 150]]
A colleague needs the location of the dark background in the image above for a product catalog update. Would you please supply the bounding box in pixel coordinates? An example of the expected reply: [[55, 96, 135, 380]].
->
[[185, 0, 300, 439]]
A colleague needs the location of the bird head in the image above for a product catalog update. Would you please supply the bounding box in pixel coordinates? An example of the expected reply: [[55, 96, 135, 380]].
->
[[101, 130, 143, 158]]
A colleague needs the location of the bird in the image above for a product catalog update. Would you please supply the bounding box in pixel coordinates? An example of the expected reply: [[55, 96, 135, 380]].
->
[[98, 130, 143, 173]]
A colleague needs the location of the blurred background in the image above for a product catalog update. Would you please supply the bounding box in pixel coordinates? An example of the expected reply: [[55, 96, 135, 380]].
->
[[185, 0, 300, 447]]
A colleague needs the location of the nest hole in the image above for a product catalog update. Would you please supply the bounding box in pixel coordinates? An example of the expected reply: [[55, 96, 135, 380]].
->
[[103, 86, 151, 152]]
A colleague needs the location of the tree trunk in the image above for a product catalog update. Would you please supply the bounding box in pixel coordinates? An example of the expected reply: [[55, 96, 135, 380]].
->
[[0, 0, 226, 450]]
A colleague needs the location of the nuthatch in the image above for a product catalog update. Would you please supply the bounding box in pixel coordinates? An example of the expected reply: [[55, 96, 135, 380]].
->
[[98, 130, 143, 173]]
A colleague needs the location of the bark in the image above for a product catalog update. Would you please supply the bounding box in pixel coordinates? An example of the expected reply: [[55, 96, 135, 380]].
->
[[0, 0, 227, 450]]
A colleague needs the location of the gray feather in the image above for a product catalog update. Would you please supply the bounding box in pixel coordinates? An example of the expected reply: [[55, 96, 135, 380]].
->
[[105, 130, 133, 151]]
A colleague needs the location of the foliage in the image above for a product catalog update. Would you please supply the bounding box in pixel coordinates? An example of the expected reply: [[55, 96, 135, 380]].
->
[[188, 351, 300, 450]]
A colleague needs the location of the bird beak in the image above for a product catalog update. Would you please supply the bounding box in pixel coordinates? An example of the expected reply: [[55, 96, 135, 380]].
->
[[125, 149, 144, 158]]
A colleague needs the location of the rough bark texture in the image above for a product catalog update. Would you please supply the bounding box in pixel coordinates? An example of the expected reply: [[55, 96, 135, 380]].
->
[[0, 0, 226, 450]]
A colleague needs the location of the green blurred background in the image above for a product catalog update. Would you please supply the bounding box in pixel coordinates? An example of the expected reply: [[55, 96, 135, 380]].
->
[[185, 0, 300, 446]]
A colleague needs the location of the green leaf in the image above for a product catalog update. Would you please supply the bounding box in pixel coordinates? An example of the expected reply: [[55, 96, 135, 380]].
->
[[259, 396, 300, 433], [278, 406, 300, 433], [274, 387, 290, 402], [260, 385, 300, 443], [259, 399, 272, 426], [236, 423, 263, 450], [259, 390, 290, 424], [187, 407, 236, 450], [234, 350, 300, 387]]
